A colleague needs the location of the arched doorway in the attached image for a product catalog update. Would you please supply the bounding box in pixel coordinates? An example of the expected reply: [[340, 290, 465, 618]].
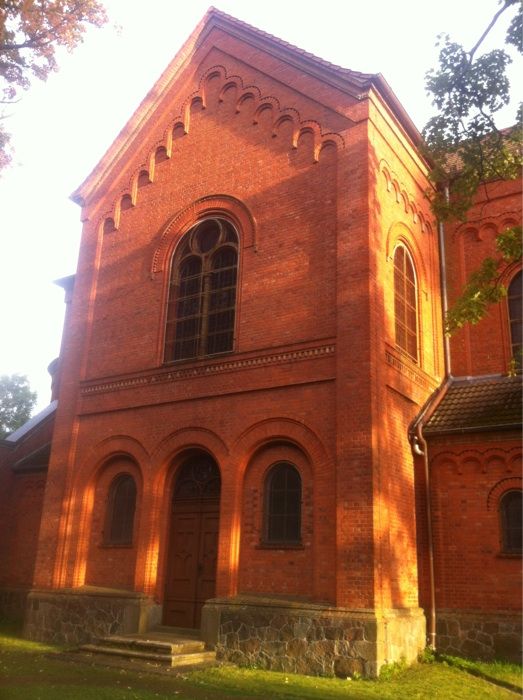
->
[[163, 454, 221, 628]]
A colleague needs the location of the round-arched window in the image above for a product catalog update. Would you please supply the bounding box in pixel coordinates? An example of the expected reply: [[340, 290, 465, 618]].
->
[[165, 218, 239, 362], [393, 244, 419, 362], [500, 489, 522, 554], [104, 473, 137, 545], [264, 462, 302, 544]]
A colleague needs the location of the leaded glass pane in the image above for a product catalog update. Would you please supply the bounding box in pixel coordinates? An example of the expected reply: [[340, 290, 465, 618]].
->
[[165, 219, 238, 362], [393, 245, 418, 362], [265, 463, 302, 544]]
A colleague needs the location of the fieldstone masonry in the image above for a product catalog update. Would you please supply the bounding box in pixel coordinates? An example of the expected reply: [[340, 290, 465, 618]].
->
[[24, 588, 161, 645], [203, 597, 426, 677], [436, 611, 522, 663]]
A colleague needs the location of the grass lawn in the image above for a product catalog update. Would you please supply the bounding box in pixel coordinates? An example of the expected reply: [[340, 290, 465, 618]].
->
[[0, 621, 520, 700]]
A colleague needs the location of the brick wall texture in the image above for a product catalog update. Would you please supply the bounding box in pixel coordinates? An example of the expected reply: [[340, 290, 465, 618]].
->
[[0, 10, 520, 663]]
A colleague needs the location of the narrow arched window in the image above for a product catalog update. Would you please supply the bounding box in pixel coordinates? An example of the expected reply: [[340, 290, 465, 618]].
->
[[264, 463, 301, 544], [165, 218, 238, 362], [500, 490, 522, 554], [394, 245, 418, 362], [105, 474, 137, 545], [507, 270, 522, 371]]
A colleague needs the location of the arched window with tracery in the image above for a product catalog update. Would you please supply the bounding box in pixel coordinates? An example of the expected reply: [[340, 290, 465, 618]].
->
[[165, 218, 239, 362], [507, 270, 522, 371], [500, 489, 522, 554], [104, 473, 137, 545], [264, 463, 302, 545], [393, 244, 419, 362]]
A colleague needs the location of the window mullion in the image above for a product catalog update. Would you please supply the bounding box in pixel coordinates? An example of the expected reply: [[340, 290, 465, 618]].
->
[[200, 267, 212, 356]]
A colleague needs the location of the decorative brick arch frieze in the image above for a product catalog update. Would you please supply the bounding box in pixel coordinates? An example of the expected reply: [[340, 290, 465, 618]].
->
[[431, 447, 522, 477], [230, 417, 330, 481], [380, 160, 433, 237], [151, 194, 256, 278], [487, 476, 523, 511], [453, 214, 521, 242], [98, 64, 345, 237]]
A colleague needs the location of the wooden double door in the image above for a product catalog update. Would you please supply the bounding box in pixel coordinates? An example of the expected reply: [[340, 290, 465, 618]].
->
[[163, 456, 220, 628]]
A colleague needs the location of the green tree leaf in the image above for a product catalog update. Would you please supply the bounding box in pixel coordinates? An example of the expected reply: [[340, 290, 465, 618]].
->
[[0, 373, 37, 438], [423, 0, 523, 334], [0, 0, 108, 172]]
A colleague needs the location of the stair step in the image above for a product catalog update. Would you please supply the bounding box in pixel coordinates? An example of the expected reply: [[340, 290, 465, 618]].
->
[[91, 635, 205, 655], [80, 643, 215, 667], [151, 625, 197, 637]]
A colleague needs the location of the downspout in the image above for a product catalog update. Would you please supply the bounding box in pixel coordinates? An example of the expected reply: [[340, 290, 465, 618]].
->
[[411, 382, 449, 650], [411, 185, 452, 651]]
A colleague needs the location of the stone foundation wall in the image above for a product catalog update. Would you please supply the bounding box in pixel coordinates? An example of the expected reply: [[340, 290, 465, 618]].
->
[[0, 588, 29, 622], [24, 588, 161, 645], [436, 610, 522, 663], [203, 596, 426, 678]]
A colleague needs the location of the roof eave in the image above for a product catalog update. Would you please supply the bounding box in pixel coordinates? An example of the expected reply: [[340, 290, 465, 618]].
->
[[425, 422, 522, 437]]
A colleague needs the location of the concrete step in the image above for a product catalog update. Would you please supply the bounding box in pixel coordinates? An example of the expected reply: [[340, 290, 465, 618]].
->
[[80, 643, 216, 667], [78, 626, 215, 669], [88, 635, 205, 655]]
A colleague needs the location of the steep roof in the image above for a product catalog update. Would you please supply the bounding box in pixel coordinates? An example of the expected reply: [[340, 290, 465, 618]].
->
[[2, 400, 58, 443], [71, 6, 421, 207], [424, 375, 522, 435]]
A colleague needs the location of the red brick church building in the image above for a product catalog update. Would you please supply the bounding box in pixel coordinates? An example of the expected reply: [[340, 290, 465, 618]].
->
[[0, 8, 520, 676]]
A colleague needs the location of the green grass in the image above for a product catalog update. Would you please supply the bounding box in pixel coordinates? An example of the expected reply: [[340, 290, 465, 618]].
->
[[439, 653, 522, 691], [0, 621, 520, 700]]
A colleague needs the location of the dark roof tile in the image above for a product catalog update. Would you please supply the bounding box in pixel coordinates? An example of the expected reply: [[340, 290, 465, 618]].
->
[[424, 375, 522, 435]]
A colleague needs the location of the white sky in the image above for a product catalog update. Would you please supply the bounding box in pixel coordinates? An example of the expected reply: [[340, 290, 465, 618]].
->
[[0, 0, 521, 412]]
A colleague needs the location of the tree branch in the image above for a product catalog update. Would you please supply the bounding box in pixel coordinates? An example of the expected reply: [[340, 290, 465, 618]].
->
[[468, 1, 513, 62]]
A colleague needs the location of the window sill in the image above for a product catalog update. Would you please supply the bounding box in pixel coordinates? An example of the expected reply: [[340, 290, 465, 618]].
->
[[497, 552, 522, 559], [163, 349, 234, 366], [394, 345, 419, 366], [256, 542, 304, 550]]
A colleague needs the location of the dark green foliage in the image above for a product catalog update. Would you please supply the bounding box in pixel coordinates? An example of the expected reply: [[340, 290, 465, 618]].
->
[[445, 226, 522, 334], [423, 0, 522, 334], [0, 0, 108, 171], [0, 373, 37, 438]]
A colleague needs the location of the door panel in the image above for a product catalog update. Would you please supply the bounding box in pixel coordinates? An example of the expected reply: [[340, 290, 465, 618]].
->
[[195, 510, 219, 626], [164, 500, 219, 628]]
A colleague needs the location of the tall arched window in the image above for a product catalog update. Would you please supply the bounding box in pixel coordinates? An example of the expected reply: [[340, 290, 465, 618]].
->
[[507, 270, 522, 371], [393, 244, 418, 362], [500, 490, 522, 554], [264, 463, 302, 544], [165, 218, 239, 362], [104, 474, 137, 545]]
